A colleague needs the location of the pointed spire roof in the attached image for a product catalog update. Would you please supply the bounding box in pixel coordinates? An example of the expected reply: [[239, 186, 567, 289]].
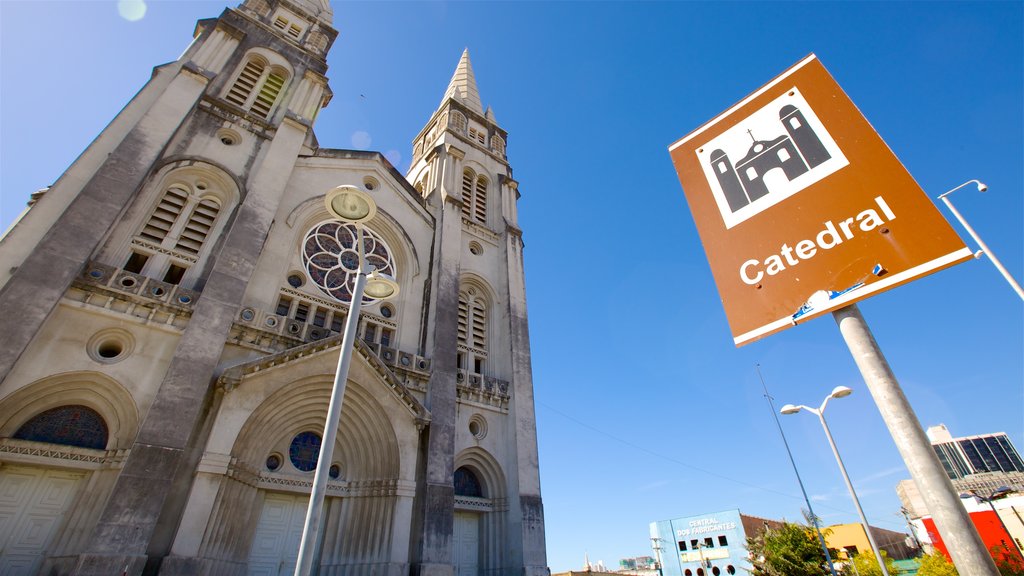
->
[[440, 48, 484, 116]]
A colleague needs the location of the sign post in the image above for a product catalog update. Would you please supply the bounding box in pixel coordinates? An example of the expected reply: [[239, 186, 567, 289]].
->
[[669, 54, 997, 575]]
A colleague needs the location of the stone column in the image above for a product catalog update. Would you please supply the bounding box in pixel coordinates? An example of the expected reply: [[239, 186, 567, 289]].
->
[[504, 212, 549, 576], [413, 144, 464, 576]]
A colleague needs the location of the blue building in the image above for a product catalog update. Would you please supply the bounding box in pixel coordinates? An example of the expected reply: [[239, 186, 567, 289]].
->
[[650, 509, 773, 576]]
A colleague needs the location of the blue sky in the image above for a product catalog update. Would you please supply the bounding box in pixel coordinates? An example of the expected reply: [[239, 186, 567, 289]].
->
[[1, 0, 1021, 572]]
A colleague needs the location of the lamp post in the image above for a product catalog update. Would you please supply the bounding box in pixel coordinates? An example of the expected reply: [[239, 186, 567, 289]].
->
[[781, 386, 890, 576], [938, 179, 1024, 301], [294, 185, 400, 576], [962, 486, 1022, 556]]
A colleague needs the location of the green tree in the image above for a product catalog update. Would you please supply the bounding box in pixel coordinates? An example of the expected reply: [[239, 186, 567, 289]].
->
[[916, 551, 958, 576], [847, 549, 898, 576], [747, 521, 829, 576]]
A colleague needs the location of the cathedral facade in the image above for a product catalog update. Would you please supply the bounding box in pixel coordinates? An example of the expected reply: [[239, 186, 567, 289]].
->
[[0, 1, 547, 575]]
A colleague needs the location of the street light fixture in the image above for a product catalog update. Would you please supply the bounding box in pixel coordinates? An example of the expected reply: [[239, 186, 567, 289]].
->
[[938, 179, 1024, 301], [293, 185, 399, 576], [960, 486, 1022, 556], [781, 386, 891, 576]]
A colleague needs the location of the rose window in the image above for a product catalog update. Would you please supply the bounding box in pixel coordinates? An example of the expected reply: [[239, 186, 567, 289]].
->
[[302, 221, 396, 304]]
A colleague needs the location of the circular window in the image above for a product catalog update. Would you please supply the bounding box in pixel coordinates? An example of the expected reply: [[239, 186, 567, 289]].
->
[[468, 414, 487, 440], [287, 273, 304, 288], [240, 308, 256, 321], [726, 567, 735, 575], [87, 329, 134, 364], [216, 128, 240, 146], [363, 176, 379, 191], [329, 463, 341, 479], [469, 242, 482, 255], [380, 304, 394, 318], [302, 221, 397, 304], [713, 568, 721, 576], [266, 453, 282, 471], [289, 431, 322, 472]]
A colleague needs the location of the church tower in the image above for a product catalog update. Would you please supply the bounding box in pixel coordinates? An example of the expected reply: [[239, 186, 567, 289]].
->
[[405, 50, 548, 576], [0, 3, 547, 576]]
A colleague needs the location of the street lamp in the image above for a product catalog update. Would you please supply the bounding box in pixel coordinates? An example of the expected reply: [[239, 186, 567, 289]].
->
[[938, 179, 1024, 301], [961, 486, 1022, 556], [781, 386, 891, 576], [294, 185, 400, 576]]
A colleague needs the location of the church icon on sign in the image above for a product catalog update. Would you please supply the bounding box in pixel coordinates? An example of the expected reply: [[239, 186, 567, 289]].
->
[[697, 88, 848, 229], [711, 104, 831, 213]]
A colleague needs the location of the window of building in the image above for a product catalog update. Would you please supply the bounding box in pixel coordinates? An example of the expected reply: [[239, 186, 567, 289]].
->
[[380, 327, 393, 348], [224, 54, 289, 120], [163, 264, 188, 285], [302, 221, 397, 305], [704, 537, 714, 548], [363, 323, 377, 344], [454, 466, 483, 497], [276, 296, 292, 316], [678, 541, 687, 551], [175, 199, 220, 255], [458, 287, 488, 375], [13, 405, 108, 450], [312, 309, 326, 328], [330, 313, 343, 332], [492, 135, 505, 156], [460, 168, 488, 225], [450, 111, 467, 133], [124, 251, 149, 274], [289, 431, 322, 472], [691, 539, 699, 550], [718, 535, 728, 546]]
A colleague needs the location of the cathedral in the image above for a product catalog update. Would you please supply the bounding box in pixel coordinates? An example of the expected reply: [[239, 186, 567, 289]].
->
[[0, 1, 548, 575]]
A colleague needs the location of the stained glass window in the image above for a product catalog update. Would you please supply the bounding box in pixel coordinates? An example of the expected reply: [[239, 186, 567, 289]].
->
[[13, 405, 108, 450], [454, 466, 483, 497], [289, 431, 322, 472], [301, 221, 396, 305]]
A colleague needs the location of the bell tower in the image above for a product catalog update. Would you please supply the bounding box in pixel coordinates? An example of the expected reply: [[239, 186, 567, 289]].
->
[[406, 50, 548, 576]]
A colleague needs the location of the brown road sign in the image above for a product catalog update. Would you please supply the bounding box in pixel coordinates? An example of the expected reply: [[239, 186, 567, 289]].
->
[[669, 54, 972, 346]]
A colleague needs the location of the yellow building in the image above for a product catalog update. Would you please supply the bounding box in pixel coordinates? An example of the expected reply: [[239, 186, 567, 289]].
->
[[825, 523, 917, 561]]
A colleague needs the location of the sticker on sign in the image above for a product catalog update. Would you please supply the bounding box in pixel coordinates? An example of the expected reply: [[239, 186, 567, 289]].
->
[[668, 54, 972, 346]]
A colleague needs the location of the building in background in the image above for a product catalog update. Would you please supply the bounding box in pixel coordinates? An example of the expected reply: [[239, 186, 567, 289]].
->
[[0, 1, 548, 574], [824, 522, 917, 562], [650, 509, 786, 576], [898, 424, 1024, 518], [916, 493, 1024, 568]]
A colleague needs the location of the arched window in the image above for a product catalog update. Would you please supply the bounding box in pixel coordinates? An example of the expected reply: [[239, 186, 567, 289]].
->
[[130, 175, 226, 284], [460, 168, 488, 225], [224, 54, 289, 120], [13, 405, 108, 450], [454, 466, 483, 497], [491, 135, 505, 156], [457, 286, 488, 374], [449, 111, 467, 134]]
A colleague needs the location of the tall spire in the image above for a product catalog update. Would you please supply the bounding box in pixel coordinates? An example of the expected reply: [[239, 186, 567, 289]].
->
[[440, 48, 484, 116]]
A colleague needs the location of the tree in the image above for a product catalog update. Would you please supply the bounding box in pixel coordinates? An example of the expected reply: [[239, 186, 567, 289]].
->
[[916, 551, 958, 576], [747, 521, 829, 576], [992, 544, 1024, 576], [847, 549, 898, 576]]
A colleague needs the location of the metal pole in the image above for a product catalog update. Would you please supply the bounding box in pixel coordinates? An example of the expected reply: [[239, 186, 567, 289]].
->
[[939, 195, 1024, 301], [758, 366, 839, 576], [816, 408, 890, 576], [833, 303, 999, 575], [294, 229, 369, 576]]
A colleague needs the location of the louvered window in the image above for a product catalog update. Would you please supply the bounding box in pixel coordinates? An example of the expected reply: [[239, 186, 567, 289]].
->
[[457, 295, 470, 345], [252, 72, 285, 118], [176, 199, 220, 255], [224, 57, 288, 120], [225, 60, 264, 109], [471, 301, 486, 349], [473, 178, 487, 223], [140, 187, 188, 243], [461, 170, 475, 220]]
